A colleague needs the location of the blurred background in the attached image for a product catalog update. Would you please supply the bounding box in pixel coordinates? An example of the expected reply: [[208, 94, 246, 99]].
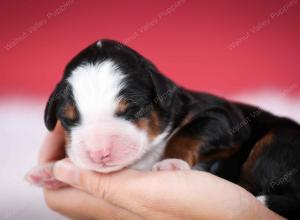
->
[[1, 0, 299, 219]]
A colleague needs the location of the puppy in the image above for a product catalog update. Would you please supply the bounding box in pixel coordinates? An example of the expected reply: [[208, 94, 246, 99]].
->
[[27, 39, 300, 219]]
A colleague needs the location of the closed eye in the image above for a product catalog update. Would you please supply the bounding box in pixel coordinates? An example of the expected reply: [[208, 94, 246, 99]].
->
[[60, 117, 77, 129], [116, 104, 152, 121], [116, 105, 143, 120], [58, 102, 79, 129]]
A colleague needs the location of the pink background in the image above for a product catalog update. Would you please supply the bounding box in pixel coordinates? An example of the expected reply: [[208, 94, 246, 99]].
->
[[1, 0, 300, 98]]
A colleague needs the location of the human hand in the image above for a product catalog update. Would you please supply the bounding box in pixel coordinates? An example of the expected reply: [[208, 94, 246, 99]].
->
[[27, 123, 285, 220], [49, 159, 285, 220], [25, 121, 67, 189]]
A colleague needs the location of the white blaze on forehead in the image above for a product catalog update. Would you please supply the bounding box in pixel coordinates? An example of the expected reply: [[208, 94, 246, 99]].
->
[[67, 60, 125, 122]]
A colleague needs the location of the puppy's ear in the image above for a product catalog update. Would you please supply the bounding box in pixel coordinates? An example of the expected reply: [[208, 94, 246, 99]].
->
[[44, 82, 69, 130], [149, 69, 177, 110]]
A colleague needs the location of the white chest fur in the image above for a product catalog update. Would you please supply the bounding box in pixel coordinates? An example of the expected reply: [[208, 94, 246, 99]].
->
[[130, 142, 167, 170], [130, 128, 170, 170]]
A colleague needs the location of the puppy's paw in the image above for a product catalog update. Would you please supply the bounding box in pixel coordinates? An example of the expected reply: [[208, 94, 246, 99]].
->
[[25, 163, 66, 189], [152, 159, 191, 171]]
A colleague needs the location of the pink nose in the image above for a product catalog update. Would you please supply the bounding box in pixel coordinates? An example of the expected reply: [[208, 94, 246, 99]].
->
[[88, 148, 111, 164]]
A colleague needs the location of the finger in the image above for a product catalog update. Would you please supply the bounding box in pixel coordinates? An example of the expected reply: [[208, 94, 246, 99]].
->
[[25, 163, 68, 189], [53, 159, 150, 207], [39, 121, 66, 164], [44, 187, 142, 220]]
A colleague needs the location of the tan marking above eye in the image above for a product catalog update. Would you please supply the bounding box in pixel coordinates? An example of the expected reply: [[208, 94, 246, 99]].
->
[[62, 103, 76, 120], [134, 111, 162, 140], [116, 99, 128, 114]]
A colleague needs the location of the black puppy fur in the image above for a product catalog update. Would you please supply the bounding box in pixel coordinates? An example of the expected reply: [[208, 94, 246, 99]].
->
[[45, 39, 300, 219]]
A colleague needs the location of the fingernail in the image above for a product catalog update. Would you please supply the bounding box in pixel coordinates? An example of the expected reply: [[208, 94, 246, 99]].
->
[[54, 160, 80, 186]]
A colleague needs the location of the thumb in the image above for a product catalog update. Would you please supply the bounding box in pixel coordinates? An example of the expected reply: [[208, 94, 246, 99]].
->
[[53, 159, 144, 204]]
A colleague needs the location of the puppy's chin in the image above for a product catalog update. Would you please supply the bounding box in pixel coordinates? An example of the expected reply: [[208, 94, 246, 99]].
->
[[71, 158, 136, 173], [88, 164, 127, 173]]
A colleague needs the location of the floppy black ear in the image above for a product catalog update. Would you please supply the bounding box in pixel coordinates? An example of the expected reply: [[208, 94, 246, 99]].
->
[[44, 82, 67, 130], [149, 69, 177, 110]]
